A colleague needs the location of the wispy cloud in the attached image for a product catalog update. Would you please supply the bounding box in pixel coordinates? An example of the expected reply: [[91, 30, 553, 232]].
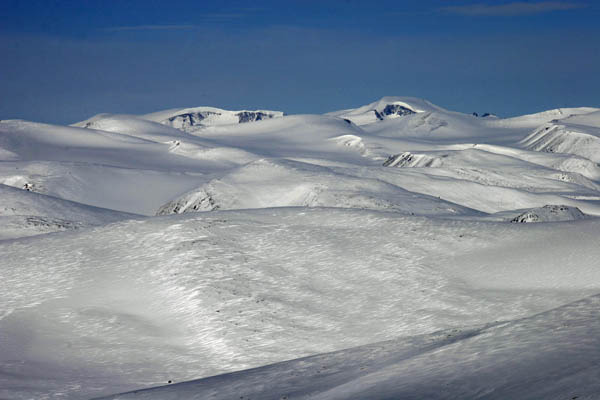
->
[[200, 13, 247, 21], [440, 1, 586, 16], [103, 12, 249, 32], [103, 24, 198, 32]]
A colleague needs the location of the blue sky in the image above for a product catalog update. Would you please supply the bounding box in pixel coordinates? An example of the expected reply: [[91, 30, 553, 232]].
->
[[1, 0, 599, 124]]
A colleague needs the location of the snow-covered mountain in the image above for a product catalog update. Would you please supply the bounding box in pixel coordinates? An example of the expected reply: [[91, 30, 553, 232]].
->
[[141, 106, 284, 133], [327, 96, 443, 125], [2, 97, 600, 399]]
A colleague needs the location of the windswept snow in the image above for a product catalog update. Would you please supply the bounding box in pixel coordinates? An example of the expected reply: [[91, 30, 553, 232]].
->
[[97, 294, 600, 400], [1, 96, 600, 399], [3, 209, 600, 399]]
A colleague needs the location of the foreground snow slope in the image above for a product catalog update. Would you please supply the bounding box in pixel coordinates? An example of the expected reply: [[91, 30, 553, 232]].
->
[[98, 294, 600, 400], [1, 208, 600, 399]]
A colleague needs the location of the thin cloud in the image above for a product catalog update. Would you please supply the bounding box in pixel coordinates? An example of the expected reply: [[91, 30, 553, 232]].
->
[[103, 25, 198, 32], [440, 1, 586, 16], [103, 13, 248, 32], [200, 13, 247, 21]]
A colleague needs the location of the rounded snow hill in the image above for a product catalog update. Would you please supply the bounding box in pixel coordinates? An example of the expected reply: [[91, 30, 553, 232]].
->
[[493, 107, 600, 129], [156, 158, 476, 217], [72, 113, 193, 142], [0, 119, 239, 173], [141, 106, 284, 132], [327, 96, 445, 126], [559, 109, 600, 126], [0, 183, 138, 239], [176, 114, 381, 165], [350, 100, 524, 144]]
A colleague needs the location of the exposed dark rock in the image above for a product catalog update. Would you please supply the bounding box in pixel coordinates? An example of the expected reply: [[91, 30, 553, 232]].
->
[[382, 104, 416, 117], [372, 105, 416, 121], [236, 111, 271, 123], [168, 112, 219, 127], [510, 205, 585, 223], [472, 112, 496, 118], [383, 153, 414, 167]]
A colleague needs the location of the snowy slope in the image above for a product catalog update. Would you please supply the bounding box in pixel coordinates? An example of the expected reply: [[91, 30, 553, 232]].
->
[[97, 294, 600, 400], [520, 114, 600, 163], [2, 209, 600, 399], [496, 106, 600, 128], [0, 119, 262, 215], [0, 183, 138, 239], [180, 114, 378, 162], [72, 113, 193, 142], [0, 119, 212, 171], [0, 160, 210, 216], [156, 158, 476, 216]]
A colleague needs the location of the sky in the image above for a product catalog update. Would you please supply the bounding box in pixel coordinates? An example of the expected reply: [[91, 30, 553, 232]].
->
[[1, 0, 599, 124]]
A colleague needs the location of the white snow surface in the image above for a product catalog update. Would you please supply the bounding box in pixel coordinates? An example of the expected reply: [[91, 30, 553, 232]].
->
[[0, 183, 138, 240], [97, 293, 600, 400], [520, 115, 600, 163], [1, 98, 600, 399]]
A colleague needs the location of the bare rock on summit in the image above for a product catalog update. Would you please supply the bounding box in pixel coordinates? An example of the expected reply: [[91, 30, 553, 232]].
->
[[510, 205, 586, 223]]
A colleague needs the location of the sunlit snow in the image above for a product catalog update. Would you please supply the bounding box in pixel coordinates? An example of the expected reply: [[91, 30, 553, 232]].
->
[[1, 97, 599, 399]]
